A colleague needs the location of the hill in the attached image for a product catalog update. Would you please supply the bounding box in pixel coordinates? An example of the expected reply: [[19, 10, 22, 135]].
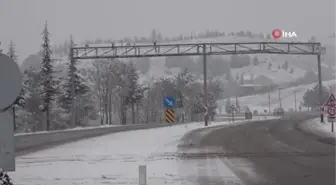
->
[[218, 80, 336, 113]]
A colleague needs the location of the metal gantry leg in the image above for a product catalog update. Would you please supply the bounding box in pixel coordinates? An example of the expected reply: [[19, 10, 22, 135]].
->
[[317, 54, 324, 122], [317, 54, 323, 104], [203, 44, 208, 126]]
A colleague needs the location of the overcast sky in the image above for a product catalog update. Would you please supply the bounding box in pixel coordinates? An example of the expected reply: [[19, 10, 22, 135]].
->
[[0, 0, 335, 62]]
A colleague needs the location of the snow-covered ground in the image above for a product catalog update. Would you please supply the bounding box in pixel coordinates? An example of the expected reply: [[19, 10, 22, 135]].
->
[[219, 80, 336, 113], [10, 118, 279, 185], [306, 118, 336, 139], [14, 123, 120, 136]]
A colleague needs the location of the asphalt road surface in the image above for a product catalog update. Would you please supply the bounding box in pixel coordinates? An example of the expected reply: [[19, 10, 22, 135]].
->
[[181, 115, 335, 185]]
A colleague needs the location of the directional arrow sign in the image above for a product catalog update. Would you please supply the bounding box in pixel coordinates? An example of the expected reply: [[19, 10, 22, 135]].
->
[[163, 96, 175, 109]]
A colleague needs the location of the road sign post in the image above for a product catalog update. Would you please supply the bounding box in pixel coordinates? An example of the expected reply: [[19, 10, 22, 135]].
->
[[231, 105, 235, 123], [0, 54, 21, 172], [325, 93, 336, 132], [0, 112, 15, 172]]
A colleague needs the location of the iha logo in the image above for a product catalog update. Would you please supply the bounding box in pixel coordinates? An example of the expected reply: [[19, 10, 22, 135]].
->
[[271, 29, 297, 39]]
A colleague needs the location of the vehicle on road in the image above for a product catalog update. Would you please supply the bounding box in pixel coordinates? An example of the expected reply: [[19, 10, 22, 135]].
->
[[274, 107, 285, 116], [245, 107, 253, 119]]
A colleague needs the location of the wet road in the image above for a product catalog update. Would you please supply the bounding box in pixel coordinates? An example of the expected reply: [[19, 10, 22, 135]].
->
[[195, 115, 335, 185]]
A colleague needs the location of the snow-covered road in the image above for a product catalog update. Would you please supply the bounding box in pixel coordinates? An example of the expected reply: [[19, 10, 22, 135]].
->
[[10, 118, 274, 185]]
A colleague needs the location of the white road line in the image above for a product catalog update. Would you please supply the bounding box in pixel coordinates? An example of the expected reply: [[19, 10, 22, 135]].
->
[[214, 156, 244, 185]]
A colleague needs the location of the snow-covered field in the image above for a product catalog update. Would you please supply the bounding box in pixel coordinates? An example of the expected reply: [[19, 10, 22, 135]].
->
[[10, 118, 279, 185], [219, 80, 336, 113]]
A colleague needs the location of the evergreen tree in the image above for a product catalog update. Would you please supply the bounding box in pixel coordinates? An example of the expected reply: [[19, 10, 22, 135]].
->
[[302, 85, 329, 109], [125, 61, 141, 124], [22, 67, 44, 131], [240, 73, 244, 85], [268, 62, 272, 70], [235, 97, 240, 113], [58, 35, 91, 126], [290, 68, 294, 74], [40, 21, 56, 131], [225, 98, 232, 113], [283, 61, 289, 70], [253, 56, 259, 65], [58, 35, 76, 112], [7, 40, 25, 131]]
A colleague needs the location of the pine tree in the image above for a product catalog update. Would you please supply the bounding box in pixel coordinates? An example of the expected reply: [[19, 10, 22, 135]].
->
[[7, 40, 25, 131], [240, 73, 244, 85], [58, 35, 91, 126], [225, 98, 232, 113], [58, 36, 75, 112], [125, 61, 140, 124], [235, 96, 240, 113], [290, 68, 294, 74], [40, 21, 56, 131], [283, 61, 289, 70]]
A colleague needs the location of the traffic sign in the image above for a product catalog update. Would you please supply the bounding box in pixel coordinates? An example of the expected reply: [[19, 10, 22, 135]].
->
[[163, 96, 175, 109], [328, 116, 335, 122], [204, 105, 208, 117], [165, 109, 175, 123], [325, 93, 336, 107], [327, 107, 336, 116], [0, 54, 22, 110]]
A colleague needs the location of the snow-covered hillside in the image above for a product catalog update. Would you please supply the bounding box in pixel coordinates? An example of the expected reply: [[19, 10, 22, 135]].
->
[[218, 80, 336, 113]]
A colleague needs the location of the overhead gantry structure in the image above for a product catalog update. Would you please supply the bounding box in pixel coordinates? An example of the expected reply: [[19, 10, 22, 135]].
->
[[71, 42, 325, 126]]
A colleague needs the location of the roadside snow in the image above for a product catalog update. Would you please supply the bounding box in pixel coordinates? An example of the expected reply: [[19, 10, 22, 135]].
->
[[10, 118, 279, 185], [307, 118, 336, 139], [15, 124, 121, 136]]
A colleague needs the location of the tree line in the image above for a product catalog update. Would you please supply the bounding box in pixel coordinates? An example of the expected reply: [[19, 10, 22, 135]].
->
[[2, 22, 224, 133]]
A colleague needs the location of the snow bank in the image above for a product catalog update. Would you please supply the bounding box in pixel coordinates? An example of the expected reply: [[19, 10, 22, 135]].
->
[[11, 117, 280, 185], [15, 124, 121, 136], [15, 122, 183, 154], [306, 118, 336, 139]]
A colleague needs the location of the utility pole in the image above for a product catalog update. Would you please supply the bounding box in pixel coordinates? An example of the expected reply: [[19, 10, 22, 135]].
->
[[146, 84, 150, 124], [317, 54, 323, 122], [268, 89, 271, 113], [278, 88, 282, 109], [70, 47, 76, 126], [294, 90, 297, 111], [203, 44, 208, 126]]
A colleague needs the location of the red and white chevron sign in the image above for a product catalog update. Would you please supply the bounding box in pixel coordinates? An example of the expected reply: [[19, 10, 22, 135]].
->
[[203, 104, 208, 117]]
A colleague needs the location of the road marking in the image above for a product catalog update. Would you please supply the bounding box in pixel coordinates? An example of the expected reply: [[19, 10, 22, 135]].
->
[[214, 156, 243, 184]]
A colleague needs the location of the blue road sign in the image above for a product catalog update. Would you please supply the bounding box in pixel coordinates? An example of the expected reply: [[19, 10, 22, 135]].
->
[[163, 96, 175, 109]]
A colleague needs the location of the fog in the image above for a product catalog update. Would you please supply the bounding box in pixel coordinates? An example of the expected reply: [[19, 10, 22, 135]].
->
[[0, 0, 335, 61]]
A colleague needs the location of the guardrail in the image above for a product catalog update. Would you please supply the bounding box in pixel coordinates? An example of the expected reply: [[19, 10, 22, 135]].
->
[[15, 122, 179, 156]]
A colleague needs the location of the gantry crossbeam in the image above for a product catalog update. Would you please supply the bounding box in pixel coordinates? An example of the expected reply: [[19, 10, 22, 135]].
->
[[71, 42, 323, 60]]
